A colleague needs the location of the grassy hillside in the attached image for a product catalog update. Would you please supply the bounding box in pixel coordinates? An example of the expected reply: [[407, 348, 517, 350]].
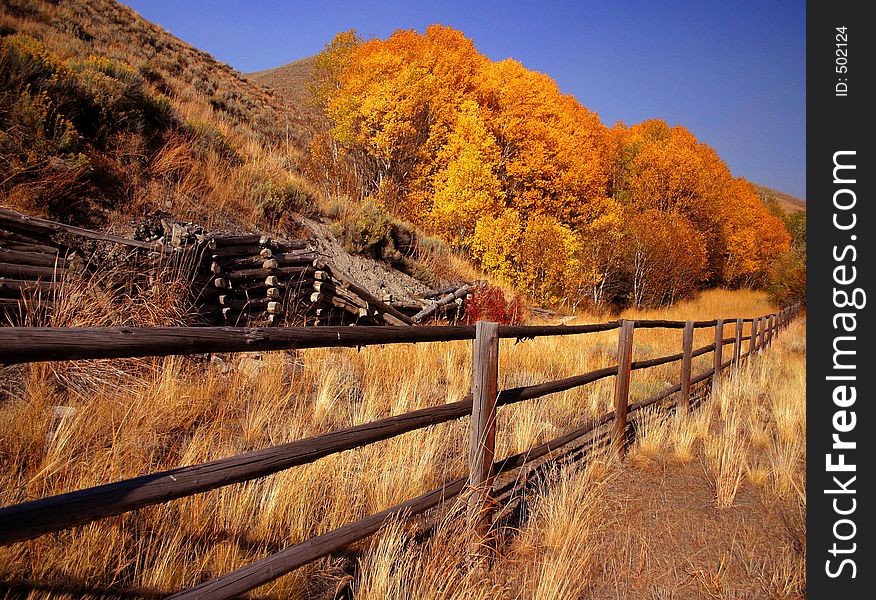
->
[[0, 0, 314, 231], [754, 183, 806, 214], [248, 56, 322, 127]]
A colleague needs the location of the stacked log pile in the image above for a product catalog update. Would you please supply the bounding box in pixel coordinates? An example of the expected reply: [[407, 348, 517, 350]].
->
[[199, 233, 431, 327], [1, 207, 475, 327], [195, 233, 319, 326], [0, 209, 74, 315]]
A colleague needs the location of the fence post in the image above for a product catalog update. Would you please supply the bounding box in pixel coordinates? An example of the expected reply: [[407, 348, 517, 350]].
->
[[757, 317, 765, 353], [750, 317, 759, 357], [613, 319, 635, 459], [679, 320, 694, 412], [712, 318, 724, 395], [733, 318, 743, 368], [468, 320, 499, 549]]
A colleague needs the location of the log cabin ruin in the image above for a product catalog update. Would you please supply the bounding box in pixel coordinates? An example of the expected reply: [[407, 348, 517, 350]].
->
[[0, 208, 474, 327]]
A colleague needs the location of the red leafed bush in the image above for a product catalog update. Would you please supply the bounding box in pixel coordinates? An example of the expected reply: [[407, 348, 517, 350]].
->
[[464, 284, 524, 325]]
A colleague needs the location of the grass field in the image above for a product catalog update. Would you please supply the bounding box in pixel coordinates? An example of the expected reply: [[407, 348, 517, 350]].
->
[[0, 289, 803, 599]]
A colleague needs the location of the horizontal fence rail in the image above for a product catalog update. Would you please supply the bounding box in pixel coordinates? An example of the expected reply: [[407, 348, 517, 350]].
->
[[0, 318, 768, 366], [0, 302, 803, 599], [0, 323, 621, 365]]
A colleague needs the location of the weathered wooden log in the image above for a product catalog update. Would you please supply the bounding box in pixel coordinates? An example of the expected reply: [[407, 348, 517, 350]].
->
[[679, 321, 695, 412], [234, 278, 313, 296], [270, 253, 323, 267], [267, 301, 283, 315], [329, 269, 414, 326], [0, 248, 66, 268], [0, 262, 64, 280], [218, 296, 271, 310], [412, 285, 470, 323], [206, 234, 262, 250], [210, 245, 264, 258], [259, 248, 273, 258], [266, 287, 281, 300], [0, 227, 52, 245], [262, 258, 279, 269], [213, 252, 318, 272], [264, 275, 315, 288], [468, 321, 499, 547], [226, 266, 312, 283], [0, 322, 635, 365], [422, 285, 456, 300], [267, 239, 309, 253], [0, 208, 161, 250], [213, 255, 264, 271], [311, 280, 336, 294], [612, 320, 634, 459], [212, 278, 228, 289], [313, 270, 331, 282], [389, 300, 425, 312], [309, 292, 364, 318], [168, 474, 469, 600], [0, 279, 59, 295], [0, 242, 59, 255]]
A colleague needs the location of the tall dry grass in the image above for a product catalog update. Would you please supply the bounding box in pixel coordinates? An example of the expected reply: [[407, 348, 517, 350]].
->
[[0, 289, 799, 598], [353, 303, 806, 599]]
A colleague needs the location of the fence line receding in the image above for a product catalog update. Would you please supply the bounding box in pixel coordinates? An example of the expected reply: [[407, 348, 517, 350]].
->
[[0, 302, 803, 599]]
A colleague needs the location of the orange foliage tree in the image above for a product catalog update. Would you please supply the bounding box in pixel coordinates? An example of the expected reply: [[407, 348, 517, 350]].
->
[[313, 27, 792, 308]]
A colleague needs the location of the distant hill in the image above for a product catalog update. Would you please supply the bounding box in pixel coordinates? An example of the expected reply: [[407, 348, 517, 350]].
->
[[248, 56, 322, 126], [753, 183, 806, 213]]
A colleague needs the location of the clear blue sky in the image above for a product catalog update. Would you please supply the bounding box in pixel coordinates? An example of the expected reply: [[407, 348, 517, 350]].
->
[[122, 0, 805, 200]]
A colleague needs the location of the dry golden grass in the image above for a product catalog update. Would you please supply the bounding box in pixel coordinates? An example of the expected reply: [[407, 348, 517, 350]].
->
[[353, 303, 806, 600], [0, 289, 801, 598]]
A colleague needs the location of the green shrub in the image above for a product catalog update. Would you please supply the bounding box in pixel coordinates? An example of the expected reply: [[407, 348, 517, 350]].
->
[[346, 200, 392, 256], [253, 176, 316, 221], [183, 119, 241, 164]]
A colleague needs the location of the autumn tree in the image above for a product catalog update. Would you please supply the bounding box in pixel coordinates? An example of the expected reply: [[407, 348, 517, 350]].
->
[[621, 209, 709, 307], [429, 100, 504, 247], [314, 26, 792, 309]]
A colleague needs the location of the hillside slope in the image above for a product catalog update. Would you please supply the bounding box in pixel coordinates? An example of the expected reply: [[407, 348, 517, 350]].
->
[[753, 183, 806, 213], [0, 0, 314, 231], [248, 56, 322, 127]]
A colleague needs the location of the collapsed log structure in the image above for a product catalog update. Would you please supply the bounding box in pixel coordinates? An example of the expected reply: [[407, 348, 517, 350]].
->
[[0, 208, 79, 317], [0, 207, 474, 326]]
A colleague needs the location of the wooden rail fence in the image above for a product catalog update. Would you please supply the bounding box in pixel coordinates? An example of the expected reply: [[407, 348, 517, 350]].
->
[[0, 302, 802, 598]]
